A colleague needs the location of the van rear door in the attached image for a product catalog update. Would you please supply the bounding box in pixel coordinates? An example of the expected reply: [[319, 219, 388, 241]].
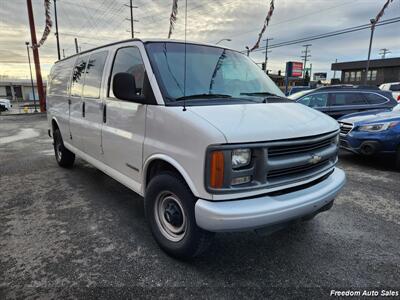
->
[[79, 51, 108, 161], [69, 55, 89, 151]]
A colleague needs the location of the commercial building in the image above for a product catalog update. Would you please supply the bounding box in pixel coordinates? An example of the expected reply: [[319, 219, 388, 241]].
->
[[0, 79, 46, 102], [331, 57, 400, 86]]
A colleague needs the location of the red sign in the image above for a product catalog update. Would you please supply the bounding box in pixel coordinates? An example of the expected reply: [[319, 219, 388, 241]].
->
[[291, 62, 303, 77]]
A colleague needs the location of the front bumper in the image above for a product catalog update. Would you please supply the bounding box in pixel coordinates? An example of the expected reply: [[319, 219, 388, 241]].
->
[[195, 168, 346, 232]]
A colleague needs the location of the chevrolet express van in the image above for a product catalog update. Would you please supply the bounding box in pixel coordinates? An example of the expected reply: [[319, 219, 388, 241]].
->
[[47, 39, 346, 258]]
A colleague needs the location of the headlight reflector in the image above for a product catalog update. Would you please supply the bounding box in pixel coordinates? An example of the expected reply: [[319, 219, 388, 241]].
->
[[232, 148, 251, 169]]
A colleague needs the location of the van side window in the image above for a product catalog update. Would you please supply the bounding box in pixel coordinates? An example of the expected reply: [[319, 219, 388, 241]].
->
[[83, 51, 108, 99], [109, 47, 145, 98], [71, 56, 89, 97]]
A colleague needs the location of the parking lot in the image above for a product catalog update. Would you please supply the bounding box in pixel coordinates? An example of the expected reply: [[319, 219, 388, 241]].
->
[[1, 114, 399, 298]]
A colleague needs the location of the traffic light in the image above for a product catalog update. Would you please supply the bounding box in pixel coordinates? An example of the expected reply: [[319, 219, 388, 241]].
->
[[261, 63, 266, 70]]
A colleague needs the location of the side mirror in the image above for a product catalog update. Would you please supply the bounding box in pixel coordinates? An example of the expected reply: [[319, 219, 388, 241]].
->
[[112, 72, 146, 103]]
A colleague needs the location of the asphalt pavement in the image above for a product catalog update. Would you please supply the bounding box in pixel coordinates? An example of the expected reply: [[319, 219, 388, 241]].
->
[[1, 114, 399, 299]]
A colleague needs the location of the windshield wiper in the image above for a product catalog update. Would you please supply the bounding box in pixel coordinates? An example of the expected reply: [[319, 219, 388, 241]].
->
[[240, 92, 282, 97], [174, 93, 232, 101], [240, 92, 291, 103]]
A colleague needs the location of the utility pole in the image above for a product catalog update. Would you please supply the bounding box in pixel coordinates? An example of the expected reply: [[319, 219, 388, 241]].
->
[[263, 38, 273, 73], [74, 38, 79, 54], [365, 18, 376, 84], [333, 58, 338, 79], [54, 0, 61, 60], [379, 48, 391, 59], [26, 0, 46, 112], [25, 41, 38, 112], [125, 0, 138, 38], [301, 44, 312, 79], [364, 0, 393, 85]]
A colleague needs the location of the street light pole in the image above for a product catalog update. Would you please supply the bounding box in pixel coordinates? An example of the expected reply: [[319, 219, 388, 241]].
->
[[25, 41, 37, 112], [54, 0, 61, 60], [364, 18, 376, 85], [216, 38, 231, 45]]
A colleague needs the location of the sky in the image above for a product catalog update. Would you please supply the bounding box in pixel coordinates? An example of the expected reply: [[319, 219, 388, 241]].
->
[[0, 0, 399, 80]]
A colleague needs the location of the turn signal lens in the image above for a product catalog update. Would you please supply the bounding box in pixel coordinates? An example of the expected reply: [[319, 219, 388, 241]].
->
[[210, 151, 224, 189]]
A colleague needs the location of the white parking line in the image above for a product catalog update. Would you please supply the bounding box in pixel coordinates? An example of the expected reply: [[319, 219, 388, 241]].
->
[[0, 128, 40, 145]]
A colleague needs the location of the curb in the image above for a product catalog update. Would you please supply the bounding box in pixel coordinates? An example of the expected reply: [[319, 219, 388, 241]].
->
[[0, 112, 46, 117]]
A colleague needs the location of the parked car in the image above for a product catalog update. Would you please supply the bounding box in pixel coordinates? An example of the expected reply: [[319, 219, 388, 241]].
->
[[0, 99, 12, 111], [380, 82, 400, 102], [288, 89, 314, 100], [286, 86, 311, 96], [338, 105, 400, 168], [295, 85, 398, 119], [47, 39, 346, 258]]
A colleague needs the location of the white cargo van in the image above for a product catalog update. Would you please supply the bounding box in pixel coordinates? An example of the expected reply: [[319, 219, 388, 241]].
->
[[47, 39, 346, 258]]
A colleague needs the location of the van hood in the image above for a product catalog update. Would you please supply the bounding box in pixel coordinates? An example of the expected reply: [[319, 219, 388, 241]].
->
[[188, 103, 339, 143]]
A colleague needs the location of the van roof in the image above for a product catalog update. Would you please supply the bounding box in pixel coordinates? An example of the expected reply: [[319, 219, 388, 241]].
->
[[55, 38, 234, 64]]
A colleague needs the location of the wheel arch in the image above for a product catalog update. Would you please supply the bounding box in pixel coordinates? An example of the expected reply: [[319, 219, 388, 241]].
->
[[143, 154, 199, 197]]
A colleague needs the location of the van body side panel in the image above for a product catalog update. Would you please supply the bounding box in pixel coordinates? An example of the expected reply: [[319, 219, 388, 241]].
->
[[102, 100, 147, 190], [47, 57, 76, 141], [143, 106, 227, 200]]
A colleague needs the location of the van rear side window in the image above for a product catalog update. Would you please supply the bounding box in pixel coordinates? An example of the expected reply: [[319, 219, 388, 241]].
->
[[71, 56, 89, 97], [83, 51, 108, 99]]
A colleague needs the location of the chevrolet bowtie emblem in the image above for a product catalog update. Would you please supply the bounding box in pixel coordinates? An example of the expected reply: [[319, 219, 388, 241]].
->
[[309, 154, 322, 164]]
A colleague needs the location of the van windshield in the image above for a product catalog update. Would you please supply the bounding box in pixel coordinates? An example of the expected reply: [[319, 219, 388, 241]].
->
[[145, 42, 284, 104]]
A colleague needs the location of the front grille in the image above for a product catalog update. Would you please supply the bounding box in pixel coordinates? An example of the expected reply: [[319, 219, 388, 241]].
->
[[268, 159, 330, 179], [265, 131, 338, 188], [338, 122, 353, 136], [207, 130, 339, 194], [268, 139, 331, 157]]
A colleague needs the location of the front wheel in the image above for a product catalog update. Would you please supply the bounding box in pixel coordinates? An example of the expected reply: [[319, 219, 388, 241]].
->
[[145, 172, 214, 259], [396, 146, 400, 170]]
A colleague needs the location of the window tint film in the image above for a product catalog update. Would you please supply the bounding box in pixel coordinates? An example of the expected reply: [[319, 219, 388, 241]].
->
[[71, 56, 89, 97], [109, 47, 145, 98], [365, 93, 387, 104], [330, 92, 366, 106], [83, 51, 108, 98]]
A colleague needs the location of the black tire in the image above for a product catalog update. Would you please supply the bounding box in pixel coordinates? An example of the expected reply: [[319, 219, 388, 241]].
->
[[145, 172, 214, 259], [396, 146, 400, 170], [53, 128, 75, 168]]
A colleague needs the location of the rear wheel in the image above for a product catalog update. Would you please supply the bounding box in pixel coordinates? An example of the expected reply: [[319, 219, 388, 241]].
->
[[396, 146, 400, 170], [145, 172, 214, 259], [53, 128, 75, 168]]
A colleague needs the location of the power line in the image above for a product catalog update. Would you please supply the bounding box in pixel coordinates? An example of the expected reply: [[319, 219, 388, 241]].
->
[[247, 17, 400, 53]]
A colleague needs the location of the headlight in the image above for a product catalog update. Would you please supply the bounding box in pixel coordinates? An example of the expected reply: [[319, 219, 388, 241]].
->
[[357, 122, 399, 132], [231, 148, 251, 169]]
